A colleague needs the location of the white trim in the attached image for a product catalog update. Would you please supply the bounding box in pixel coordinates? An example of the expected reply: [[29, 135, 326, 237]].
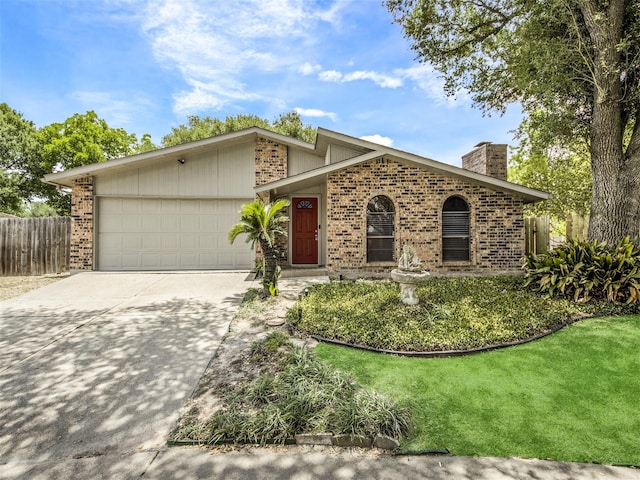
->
[[257, 148, 549, 203], [44, 127, 316, 187]]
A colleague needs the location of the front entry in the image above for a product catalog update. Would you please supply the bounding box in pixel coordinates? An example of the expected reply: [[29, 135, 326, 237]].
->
[[292, 197, 318, 264]]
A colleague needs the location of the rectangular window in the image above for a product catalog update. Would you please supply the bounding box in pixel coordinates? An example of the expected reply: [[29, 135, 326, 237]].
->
[[442, 212, 470, 261], [366, 195, 395, 262], [367, 237, 394, 262]]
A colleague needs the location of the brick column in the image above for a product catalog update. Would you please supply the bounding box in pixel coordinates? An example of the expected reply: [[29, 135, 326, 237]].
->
[[70, 176, 94, 271], [255, 137, 288, 190], [254, 137, 289, 266]]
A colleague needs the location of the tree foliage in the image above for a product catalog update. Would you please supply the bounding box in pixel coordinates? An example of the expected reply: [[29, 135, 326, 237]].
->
[[387, 0, 640, 243], [0, 104, 149, 215], [162, 111, 316, 147], [39, 110, 138, 172], [508, 113, 592, 225], [0, 103, 44, 215]]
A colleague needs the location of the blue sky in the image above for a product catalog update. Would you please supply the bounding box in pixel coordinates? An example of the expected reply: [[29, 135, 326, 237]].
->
[[0, 0, 524, 166]]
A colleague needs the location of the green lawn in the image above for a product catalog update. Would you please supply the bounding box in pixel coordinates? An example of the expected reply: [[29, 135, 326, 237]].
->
[[316, 315, 640, 466]]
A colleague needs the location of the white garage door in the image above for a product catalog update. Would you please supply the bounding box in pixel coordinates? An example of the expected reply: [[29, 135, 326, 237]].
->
[[97, 197, 252, 271]]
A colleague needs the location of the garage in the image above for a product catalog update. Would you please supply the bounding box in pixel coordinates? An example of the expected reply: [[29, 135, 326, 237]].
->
[[97, 197, 252, 270], [42, 130, 289, 272]]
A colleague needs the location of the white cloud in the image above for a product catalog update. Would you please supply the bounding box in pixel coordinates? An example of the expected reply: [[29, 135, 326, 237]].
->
[[140, 0, 340, 115], [318, 69, 403, 88], [344, 71, 403, 88], [69, 90, 151, 128], [314, 63, 467, 104], [360, 134, 394, 147], [319, 70, 344, 82], [398, 64, 470, 106], [299, 62, 322, 75], [294, 107, 337, 121]]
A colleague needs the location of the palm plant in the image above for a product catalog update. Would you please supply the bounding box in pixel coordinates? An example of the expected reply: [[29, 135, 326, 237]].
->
[[228, 198, 290, 295]]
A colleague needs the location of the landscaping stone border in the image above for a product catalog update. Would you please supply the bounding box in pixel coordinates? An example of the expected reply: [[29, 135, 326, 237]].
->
[[168, 434, 400, 450], [310, 317, 583, 358]]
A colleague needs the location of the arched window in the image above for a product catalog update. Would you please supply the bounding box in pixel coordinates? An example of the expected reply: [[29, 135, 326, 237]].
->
[[367, 195, 395, 262], [442, 196, 470, 262]]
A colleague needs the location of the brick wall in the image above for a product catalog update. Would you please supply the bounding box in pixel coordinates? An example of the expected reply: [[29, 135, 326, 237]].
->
[[462, 143, 508, 181], [326, 159, 525, 274], [255, 136, 288, 188], [254, 137, 289, 265], [70, 176, 94, 270]]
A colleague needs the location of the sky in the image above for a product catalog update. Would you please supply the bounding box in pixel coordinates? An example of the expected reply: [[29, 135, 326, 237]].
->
[[0, 0, 524, 166]]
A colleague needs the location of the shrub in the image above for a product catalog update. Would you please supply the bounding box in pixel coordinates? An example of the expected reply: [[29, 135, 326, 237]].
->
[[523, 237, 640, 303], [184, 335, 410, 445], [289, 277, 639, 352]]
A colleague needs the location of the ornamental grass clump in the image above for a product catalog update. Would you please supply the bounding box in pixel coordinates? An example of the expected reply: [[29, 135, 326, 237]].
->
[[174, 334, 410, 445], [523, 237, 640, 304]]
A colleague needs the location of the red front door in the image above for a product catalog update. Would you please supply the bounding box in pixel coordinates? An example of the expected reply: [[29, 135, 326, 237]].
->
[[292, 197, 318, 264]]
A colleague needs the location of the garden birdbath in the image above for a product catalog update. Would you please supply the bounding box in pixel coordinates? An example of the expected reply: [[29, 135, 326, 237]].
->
[[391, 245, 430, 305]]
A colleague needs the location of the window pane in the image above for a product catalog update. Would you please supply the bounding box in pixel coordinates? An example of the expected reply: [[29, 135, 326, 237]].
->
[[443, 196, 469, 212], [443, 238, 470, 261], [367, 237, 394, 262], [367, 212, 394, 236], [297, 200, 313, 209], [443, 212, 470, 236], [367, 195, 395, 213]]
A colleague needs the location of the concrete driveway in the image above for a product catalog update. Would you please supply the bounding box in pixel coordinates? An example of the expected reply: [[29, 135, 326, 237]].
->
[[0, 272, 251, 479]]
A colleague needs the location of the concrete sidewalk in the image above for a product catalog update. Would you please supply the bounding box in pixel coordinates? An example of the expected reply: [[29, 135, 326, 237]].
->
[[4, 445, 638, 479]]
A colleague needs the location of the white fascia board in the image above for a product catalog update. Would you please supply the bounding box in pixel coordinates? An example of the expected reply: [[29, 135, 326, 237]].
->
[[254, 150, 385, 193], [316, 128, 549, 202], [379, 149, 550, 202], [43, 127, 316, 187], [256, 143, 549, 203]]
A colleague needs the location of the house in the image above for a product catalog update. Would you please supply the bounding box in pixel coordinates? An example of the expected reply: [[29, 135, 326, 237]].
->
[[44, 127, 549, 274]]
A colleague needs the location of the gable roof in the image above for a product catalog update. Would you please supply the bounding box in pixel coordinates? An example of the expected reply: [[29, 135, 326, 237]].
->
[[257, 128, 550, 203], [42, 126, 549, 203], [43, 127, 315, 188]]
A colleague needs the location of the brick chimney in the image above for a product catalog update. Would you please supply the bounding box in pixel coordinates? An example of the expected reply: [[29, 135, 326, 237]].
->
[[461, 142, 507, 181]]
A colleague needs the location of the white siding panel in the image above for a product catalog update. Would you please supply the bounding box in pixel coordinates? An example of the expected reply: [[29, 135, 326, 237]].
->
[[178, 150, 218, 196], [98, 197, 252, 270], [217, 143, 254, 197], [95, 141, 254, 197], [330, 145, 366, 164], [95, 170, 140, 196], [288, 148, 324, 175], [139, 162, 180, 196]]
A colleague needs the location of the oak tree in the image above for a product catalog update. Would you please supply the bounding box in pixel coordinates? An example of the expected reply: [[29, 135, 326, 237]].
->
[[162, 111, 316, 147], [387, 0, 640, 243]]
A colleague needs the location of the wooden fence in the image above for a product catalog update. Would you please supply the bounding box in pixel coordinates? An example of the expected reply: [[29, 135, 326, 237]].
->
[[0, 217, 71, 276], [566, 213, 590, 241], [524, 216, 550, 255]]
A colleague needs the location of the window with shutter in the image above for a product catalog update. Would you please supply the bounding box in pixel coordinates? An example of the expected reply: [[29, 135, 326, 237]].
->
[[367, 195, 395, 262], [442, 196, 470, 262]]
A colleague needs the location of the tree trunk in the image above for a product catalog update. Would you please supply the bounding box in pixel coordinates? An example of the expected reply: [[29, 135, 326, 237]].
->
[[581, 0, 640, 243], [620, 110, 640, 240], [259, 240, 278, 295]]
